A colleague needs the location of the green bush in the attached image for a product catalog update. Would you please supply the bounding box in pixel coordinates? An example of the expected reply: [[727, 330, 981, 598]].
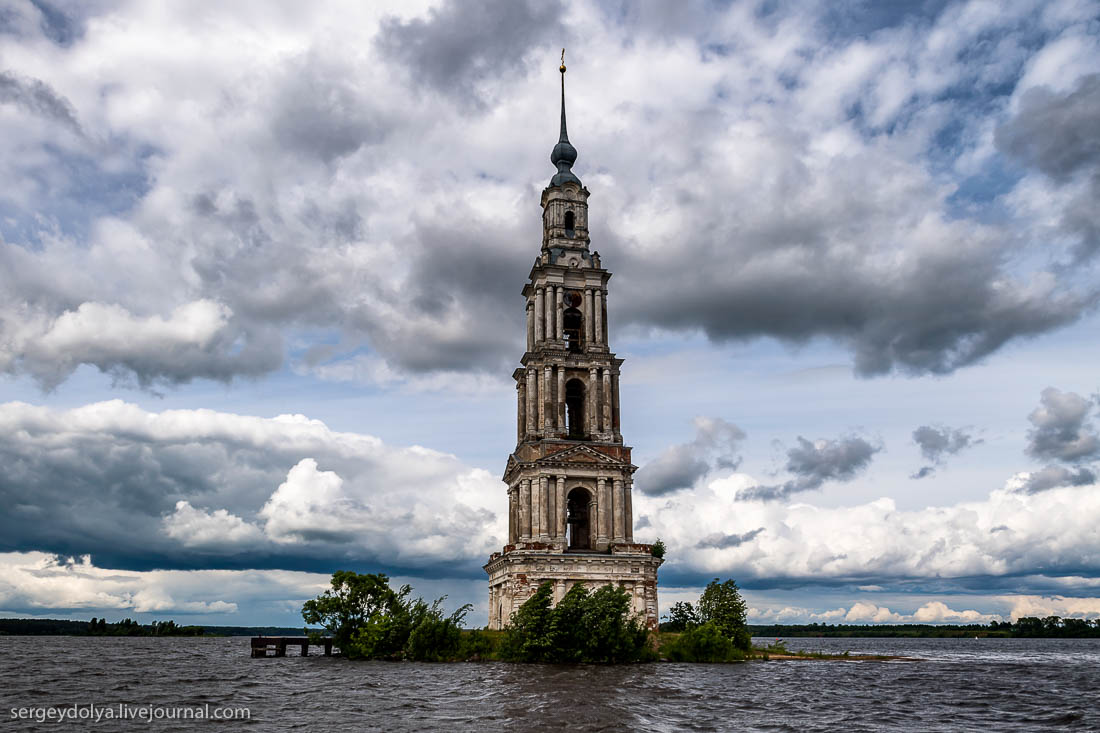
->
[[405, 600, 471, 662], [664, 622, 737, 662], [502, 581, 652, 663]]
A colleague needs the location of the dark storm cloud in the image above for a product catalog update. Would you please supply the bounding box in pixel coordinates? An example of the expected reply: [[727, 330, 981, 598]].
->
[[636, 417, 745, 496], [0, 401, 500, 577], [997, 74, 1100, 262], [997, 74, 1100, 182], [0, 70, 80, 132], [1017, 465, 1096, 494], [269, 56, 389, 163], [617, 237, 1094, 377], [696, 526, 765, 550], [377, 0, 566, 108], [739, 435, 880, 501], [910, 424, 980, 479], [1026, 387, 1100, 463]]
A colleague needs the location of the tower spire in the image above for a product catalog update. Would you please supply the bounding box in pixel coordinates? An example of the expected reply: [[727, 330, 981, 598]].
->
[[550, 49, 581, 187]]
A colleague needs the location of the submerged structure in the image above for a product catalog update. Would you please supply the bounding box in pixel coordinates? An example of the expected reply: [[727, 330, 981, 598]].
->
[[484, 58, 661, 630]]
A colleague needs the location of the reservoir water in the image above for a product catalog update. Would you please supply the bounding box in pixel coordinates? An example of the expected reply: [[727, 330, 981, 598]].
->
[[2, 636, 1097, 731]]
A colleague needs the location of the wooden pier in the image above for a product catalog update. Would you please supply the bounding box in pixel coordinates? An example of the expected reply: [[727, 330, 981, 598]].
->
[[250, 636, 335, 658]]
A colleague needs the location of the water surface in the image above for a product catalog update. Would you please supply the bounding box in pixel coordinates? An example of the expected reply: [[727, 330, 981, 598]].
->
[[2, 636, 1096, 731]]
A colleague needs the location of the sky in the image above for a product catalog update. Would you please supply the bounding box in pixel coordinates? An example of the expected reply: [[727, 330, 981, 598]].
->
[[1, 0, 1099, 628]]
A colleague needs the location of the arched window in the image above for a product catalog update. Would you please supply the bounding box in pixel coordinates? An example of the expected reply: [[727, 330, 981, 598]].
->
[[564, 210, 575, 238], [563, 308, 582, 353], [566, 486, 593, 550], [565, 378, 586, 438]]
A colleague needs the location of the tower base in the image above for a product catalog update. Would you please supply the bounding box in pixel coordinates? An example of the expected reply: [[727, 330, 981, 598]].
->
[[484, 544, 661, 630]]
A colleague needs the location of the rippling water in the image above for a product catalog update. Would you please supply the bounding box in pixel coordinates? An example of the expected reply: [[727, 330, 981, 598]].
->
[[2, 636, 1097, 731]]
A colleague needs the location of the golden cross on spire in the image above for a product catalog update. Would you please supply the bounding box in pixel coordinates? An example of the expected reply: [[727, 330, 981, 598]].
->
[[560, 48, 566, 74]]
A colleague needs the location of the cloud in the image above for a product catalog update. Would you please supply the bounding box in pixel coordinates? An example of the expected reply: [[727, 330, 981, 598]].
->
[[1026, 387, 1100, 462], [746, 599, 1003, 625], [0, 400, 505, 574], [636, 417, 745, 496], [997, 73, 1100, 263], [0, 552, 251, 614], [0, 70, 80, 131], [910, 424, 980, 478], [376, 0, 566, 109], [0, 1, 1096, 391], [1009, 465, 1097, 494], [696, 527, 764, 550], [738, 435, 880, 501], [636, 473, 1100, 589]]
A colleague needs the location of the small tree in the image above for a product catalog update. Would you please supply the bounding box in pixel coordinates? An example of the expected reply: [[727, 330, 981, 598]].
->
[[501, 582, 555, 662], [301, 571, 405, 658], [697, 578, 750, 650], [651, 539, 666, 558], [662, 601, 698, 632], [405, 598, 472, 662]]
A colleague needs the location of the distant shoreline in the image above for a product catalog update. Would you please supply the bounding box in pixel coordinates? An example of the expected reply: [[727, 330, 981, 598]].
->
[[2, 618, 1098, 639]]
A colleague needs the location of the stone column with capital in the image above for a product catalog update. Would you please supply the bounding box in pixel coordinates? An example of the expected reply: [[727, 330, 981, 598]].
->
[[612, 479, 624, 542], [525, 369, 536, 435], [545, 287, 554, 345], [539, 476, 551, 540], [584, 288, 594, 345], [594, 289, 604, 345], [534, 287, 545, 343], [624, 480, 633, 542], [519, 479, 531, 541], [555, 286, 564, 341], [526, 301, 534, 351], [537, 367, 546, 432], [531, 476, 542, 540], [517, 381, 526, 443], [596, 477, 609, 547], [588, 367, 599, 436], [601, 369, 611, 435], [556, 477, 566, 538], [542, 366, 553, 430], [556, 367, 565, 432], [546, 475, 556, 539], [507, 487, 517, 544]]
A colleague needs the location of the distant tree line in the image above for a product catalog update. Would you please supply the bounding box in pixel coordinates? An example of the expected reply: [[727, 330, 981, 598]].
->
[[742, 617, 1100, 638], [0, 618, 204, 636]]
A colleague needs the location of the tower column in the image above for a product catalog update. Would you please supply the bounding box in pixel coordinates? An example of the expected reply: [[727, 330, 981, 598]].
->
[[556, 476, 566, 538], [555, 286, 564, 340], [542, 366, 552, 430], [531, 476, 542, 540], [520, 479, 531, 541], [611, 371, 620, 436], [587, 367, 599, 435], [556, 366, 565, 432], [594, 289, 604, 345], [539, 476, 551, 540], [517, 380, 526, 443], [612, 479, 624, 542], [535, 287, 545, 343], [624, 480, 633, 542], [545, 286, 555, 345], [596, 477, 609, 547], [525, 369, 536, 435], [584, 288, 594, 345], [526, 301, 534, 351], [601, 369, 611, 434], [508, 486, 517, 544]]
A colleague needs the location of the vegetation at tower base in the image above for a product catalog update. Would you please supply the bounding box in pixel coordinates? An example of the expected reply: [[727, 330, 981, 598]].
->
[[500, 581, 655, 663], [658, 578, 753, 661], [301, 571, 474, 661], [650, 538, 666, 559]]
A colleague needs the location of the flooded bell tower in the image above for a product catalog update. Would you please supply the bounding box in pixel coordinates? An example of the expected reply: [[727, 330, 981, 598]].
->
[[484, 55, 661, 630]]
